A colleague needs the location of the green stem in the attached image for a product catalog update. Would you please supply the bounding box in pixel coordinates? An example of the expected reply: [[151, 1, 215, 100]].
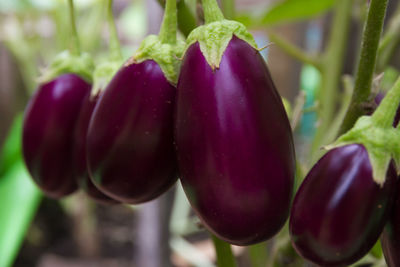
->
[[159, 0, 177, 44], [221, 0, 235, 19], [338, 0, 389, 135], [267, 31, 321, 70], [67, 0, 81, 55], [310, 0, 352, 160], [156, 0, 197, 37], [202, 0, 224, 24], [211, 234, 237, 267], [248, 242, 268, 267], [107, 0, 122, 61], [372, 75, 400, 128]]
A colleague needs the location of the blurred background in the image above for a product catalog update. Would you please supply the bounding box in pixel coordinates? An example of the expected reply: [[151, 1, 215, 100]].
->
[[1, 0, 400, 266]]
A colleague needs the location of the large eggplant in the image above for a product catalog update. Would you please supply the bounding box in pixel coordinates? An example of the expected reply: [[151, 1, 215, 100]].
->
[[86, 60, 178, 203], [381, 180, 400, 267], [23, 73, 91, 197], [73, 92, 118, 204], [290, 144, 396, 266], [175, 36, 295, 246]]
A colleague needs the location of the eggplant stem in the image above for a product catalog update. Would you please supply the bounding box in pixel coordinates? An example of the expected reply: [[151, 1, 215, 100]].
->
[[338, 0, 389, 134], [67, 0, 81, 56], [373, 76, 400, 128], [202, 0, 225, 24], [107, 0, 122, 61], [159, 0, 177, 44], [211, 234, 237, 267]]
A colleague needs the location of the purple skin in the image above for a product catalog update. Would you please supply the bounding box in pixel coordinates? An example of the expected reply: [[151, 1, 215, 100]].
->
[[381, 180, 400, 267], [23, 73, 91, 198], [175, 36, 295, 246], [86, 59, 178, 204], [73, 92, 118, 204], [290, 144, 397, 266]]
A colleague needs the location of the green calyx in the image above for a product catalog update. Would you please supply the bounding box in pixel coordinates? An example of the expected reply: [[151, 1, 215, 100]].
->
[[39, 50, 94, 84], [326, 116, 400, 186], [186, 19, 257, 69], [133, 35, 185, 85], [326, 74, 400, 186], [91, 59, 122, 97]]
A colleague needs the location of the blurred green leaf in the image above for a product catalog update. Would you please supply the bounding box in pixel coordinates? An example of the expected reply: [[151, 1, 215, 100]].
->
[[370, 239, 383, 259], [0, 0, 31, 12], [0, 115, 23, 176], [261, 0, 335, 25], [0, 115, 42, 267], [237, 0, 335, 27]]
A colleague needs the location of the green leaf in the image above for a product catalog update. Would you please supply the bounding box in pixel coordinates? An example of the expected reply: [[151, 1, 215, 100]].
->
[[370, 240, 383, 259], [0, 115, 23, 176], [0, 161, 42, 267], [260, 0, 335, 25], [0, 115, 42, 267], [237, 0, 336, 27]]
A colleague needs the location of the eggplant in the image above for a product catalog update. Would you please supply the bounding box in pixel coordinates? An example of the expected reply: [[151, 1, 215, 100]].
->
[[86, 60, 178, 204], [381, 180, 400, 267], [175, 36, 295, 246], [289, 144, 397, 266], [23, 73, 91, 198], [73, 92, 118, 204]]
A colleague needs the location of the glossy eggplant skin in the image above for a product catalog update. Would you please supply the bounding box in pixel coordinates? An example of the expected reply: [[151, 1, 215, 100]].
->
[[86, 59, 178, 204], [381, 180, 400, 267], [73, 93, 118, 204], [175, 36, 295, 246], [290, 144, 397, 266], [23, 73, 91, 198]]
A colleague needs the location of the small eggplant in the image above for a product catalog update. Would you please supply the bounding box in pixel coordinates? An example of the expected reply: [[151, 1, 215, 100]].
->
[[23, 73, 91, 198], [381, 180, 400, 267], [290, 144, 396, 266], [73, 92, 118, 204], [175, 36, 295, 246], [86, 60, 178, 203]]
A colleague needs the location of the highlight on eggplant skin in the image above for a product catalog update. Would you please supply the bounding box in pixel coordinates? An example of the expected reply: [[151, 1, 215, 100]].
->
[[86, 59, 178, 204], [289, 144, 397, 266], [381, 179, 400, 267], [73, 92, 118, 204], [175, 35, 295, 246], [22, 73, 91, 198]]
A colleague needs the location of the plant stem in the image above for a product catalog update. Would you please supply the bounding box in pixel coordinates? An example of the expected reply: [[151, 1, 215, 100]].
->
[[372, 75, 400, 128], [267, 31, 321, 70], [211, 234, 237, 267], [310, 0, 352, 161], [67, 0, 81, 55], [202, 0, 224, 24], [248, 242, 268, 267], [338, 0, 389, 135], [221, 0, 235, 19], [159, 0, 177, 44], [107, 0, 122, 61], [156, 0, 197, 37]]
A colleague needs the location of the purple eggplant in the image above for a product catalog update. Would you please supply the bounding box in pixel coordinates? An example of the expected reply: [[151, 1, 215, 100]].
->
[[174, 36, 295, 246], [381, 180, 400, 267], [73, 92, 118, 204], [86, 60, 178, 204], [23, 73, 91, 198], [290, 144, 396, 266]]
